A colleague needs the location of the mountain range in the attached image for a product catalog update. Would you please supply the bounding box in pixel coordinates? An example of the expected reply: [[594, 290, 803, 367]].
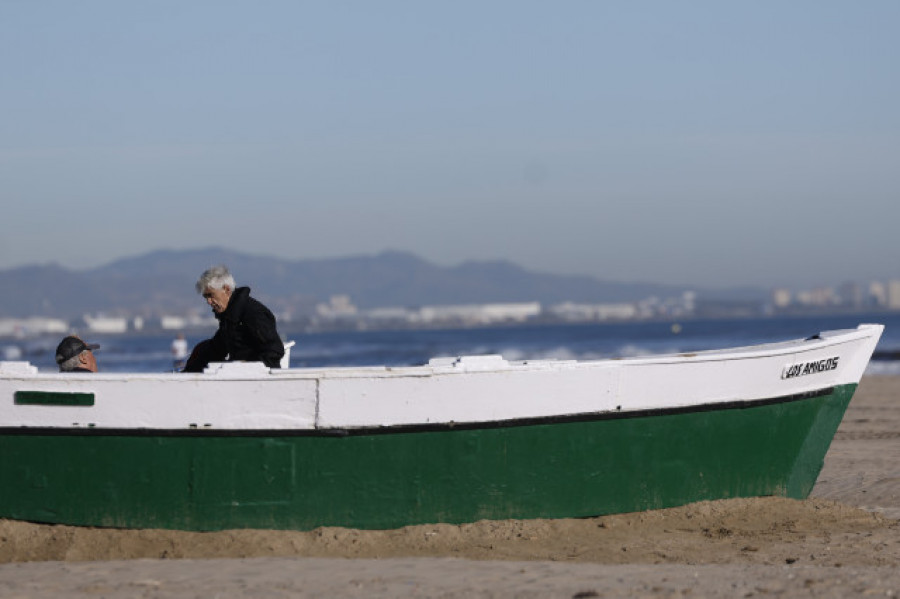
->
[[0, 248, 768, 319]]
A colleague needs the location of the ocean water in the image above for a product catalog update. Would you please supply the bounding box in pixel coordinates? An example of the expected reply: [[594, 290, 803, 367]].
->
[[5, 312, 899, 375]]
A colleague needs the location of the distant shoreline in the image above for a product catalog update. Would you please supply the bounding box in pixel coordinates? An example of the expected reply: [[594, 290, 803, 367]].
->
[[3, 307, 897, 340]]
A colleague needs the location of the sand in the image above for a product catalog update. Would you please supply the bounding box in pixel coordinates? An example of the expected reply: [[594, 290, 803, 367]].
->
[[0, 375, 898, 597]]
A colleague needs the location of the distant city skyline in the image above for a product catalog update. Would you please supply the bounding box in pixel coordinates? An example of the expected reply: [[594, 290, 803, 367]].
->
[[1, 1, 898, 289]]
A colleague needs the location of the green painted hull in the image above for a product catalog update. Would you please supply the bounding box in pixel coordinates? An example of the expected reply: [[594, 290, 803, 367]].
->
[[0, 384, 855, 531]]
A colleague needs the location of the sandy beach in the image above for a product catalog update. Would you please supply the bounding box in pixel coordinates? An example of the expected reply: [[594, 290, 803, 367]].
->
[[0, 375, 897, 597]]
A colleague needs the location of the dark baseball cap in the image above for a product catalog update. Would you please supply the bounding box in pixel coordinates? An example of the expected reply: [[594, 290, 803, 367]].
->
[[55, 336, 100, 364]]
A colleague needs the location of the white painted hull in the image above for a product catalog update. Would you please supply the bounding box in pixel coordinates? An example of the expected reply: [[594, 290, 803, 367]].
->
[[0, 324, 884, 431]]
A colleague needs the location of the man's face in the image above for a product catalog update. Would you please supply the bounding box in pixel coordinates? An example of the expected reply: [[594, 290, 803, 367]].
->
[[80, 350, 98, 372], [202, 286, 232, 314]]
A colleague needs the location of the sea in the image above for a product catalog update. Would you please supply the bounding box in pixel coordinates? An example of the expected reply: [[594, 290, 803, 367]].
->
[[4, 312, 900, 375]]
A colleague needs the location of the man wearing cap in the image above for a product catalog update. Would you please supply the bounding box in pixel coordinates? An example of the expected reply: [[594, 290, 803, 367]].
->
[[55, 336, 100, 372]]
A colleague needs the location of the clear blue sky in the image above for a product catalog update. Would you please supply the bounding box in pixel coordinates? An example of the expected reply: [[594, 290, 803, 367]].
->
[[1, 1, 897, 289]]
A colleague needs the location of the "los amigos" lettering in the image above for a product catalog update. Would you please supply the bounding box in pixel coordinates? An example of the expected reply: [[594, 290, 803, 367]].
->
[[782, 356, 839, 379]]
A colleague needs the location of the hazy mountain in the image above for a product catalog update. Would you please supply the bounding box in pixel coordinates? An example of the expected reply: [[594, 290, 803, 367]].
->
[[0, 248, 768, 319]]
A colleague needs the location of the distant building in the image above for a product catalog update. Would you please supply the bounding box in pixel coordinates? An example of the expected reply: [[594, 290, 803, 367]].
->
[[681, 291, 697, 312], [888, 281, 900, 310], [772, 288, 792, 309], [837, 282, 864, 309], [869, 281, 887, 307], [83, 314, 128, 334], [161, 315, 188, 330], [159, 313, 219, 330], [795, 287, 837, 308], [364, 306, 415, 323], [415, 302, 541, 325], [316, 295, 358, 319], [548, 302, 637, 321], [0, 317, 69, 338]]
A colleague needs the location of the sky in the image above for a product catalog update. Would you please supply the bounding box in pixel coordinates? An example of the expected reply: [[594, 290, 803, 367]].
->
[[1, 1, 898, 290]]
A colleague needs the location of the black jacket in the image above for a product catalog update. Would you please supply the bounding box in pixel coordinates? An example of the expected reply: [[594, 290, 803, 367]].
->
[[185, 287, 284, 371]]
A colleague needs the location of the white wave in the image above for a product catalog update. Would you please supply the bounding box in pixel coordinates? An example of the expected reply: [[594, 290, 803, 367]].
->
[[615, 344, 687, 358], [519, 347, 579, 361], [102, 350, 175, 363]]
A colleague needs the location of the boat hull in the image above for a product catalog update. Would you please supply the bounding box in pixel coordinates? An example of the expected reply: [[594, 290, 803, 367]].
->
[[0, 383, 854, 531]]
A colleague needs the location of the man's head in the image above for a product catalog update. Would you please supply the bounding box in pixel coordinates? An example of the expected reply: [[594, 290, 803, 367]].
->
[[196, 265, 235, 314], [56, 336, 99, 372]]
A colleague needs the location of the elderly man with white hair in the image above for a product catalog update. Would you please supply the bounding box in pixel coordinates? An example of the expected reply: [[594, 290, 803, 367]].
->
[[183, 265, 284, 372]]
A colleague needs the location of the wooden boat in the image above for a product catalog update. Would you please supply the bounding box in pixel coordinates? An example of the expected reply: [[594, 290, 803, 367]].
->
[[0, 323, 883, 532]]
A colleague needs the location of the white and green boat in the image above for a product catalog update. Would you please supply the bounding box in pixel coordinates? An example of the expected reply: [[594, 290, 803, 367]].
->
[[0, 324, 883, 531]]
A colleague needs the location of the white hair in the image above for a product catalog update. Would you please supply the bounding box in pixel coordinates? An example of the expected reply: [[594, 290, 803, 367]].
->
[[196, 265, 236, 294], [58, 353, 85, 372]]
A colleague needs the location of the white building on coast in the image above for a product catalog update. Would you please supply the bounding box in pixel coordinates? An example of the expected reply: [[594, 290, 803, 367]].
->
[[413, 302, 542, 326], [0, 317, 69, 338], [548, 302, 638, 321]]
